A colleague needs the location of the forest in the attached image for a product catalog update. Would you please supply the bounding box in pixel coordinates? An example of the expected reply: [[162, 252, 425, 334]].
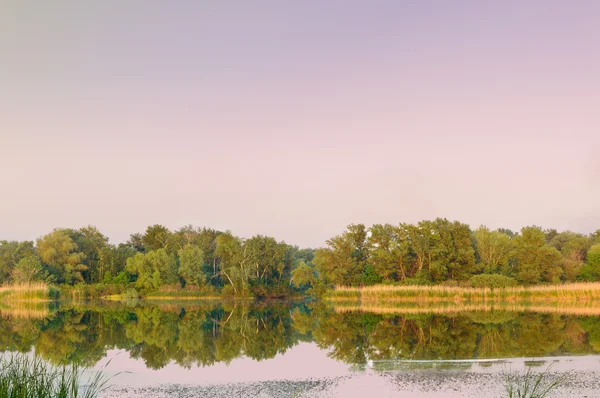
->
[[1, 219, 600, 298]]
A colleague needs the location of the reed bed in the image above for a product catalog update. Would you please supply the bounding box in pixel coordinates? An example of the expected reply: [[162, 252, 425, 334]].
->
[[0, 353, 109, 398], [326, 282, 600, 303], [0, 283, 53, 301]]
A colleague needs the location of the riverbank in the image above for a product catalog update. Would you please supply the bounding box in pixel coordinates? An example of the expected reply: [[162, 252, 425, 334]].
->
[[5, 282, 600, 306], [324, 282, 600, 304]]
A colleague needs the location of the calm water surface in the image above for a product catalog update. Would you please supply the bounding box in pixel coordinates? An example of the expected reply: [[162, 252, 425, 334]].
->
[[2, 301, 600, 397]]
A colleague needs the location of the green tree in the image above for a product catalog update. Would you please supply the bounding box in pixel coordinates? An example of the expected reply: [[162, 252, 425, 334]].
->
[[0, 241, 36, 283], [142, 225, 173, 252], [368, 224, 411, 281], [36, 230, 87, 284], [11, 255, 47, 283], [127, 233, 145, 252], [178, 245, 206, 287], [549, 232, 590, 281], [214, 232, 245, 293], [65, 226, 110, 283], [432, 219, 476, 281], [580, 244, 600, 281], [474, 226, 513, 274], [126, 249, 178, 291], [291, 261, 316, 290], [511, 227, 562, 284], [313, 224, 368, 286], [99, 243, 137, 284], [243, 235, 289, 286]]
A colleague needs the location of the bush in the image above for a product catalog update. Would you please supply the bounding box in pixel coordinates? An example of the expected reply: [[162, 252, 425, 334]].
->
[[402, 277, 431, 286], [251, 284, 291, 299], [440, 280, 460, 288], [470, 274, 517, 289]]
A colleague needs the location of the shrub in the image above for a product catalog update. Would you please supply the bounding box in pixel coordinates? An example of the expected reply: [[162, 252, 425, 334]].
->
[[402, 277, 431, 286], [470, 274, 517, 289]]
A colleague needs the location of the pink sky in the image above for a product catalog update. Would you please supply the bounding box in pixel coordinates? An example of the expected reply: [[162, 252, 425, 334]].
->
[[1, 1, 599, 247]]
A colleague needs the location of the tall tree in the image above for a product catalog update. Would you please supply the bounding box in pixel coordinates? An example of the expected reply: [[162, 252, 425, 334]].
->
[[368, 224, 411, 281], [511, 227, 562, 284], [549, 232, 590, 281], [65, 226, 110, 283], [214, 232, 245, 293], [580, 244, 600, 281], [291, 261, 316, 290], [313, 224, 368, 286], [474, 226, 513, 274], [125, 249, 178, 291], [11, 255, 46, 284], [178, 245, 206, 287], [0, 241, 36, 283], [142, 225, 173, 252], [36, 230, 87, 284], [243, 235, 288, 286], [427, 219, 475, 281]]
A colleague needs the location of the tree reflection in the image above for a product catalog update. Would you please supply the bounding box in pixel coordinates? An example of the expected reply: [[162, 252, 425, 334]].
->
[[2, 302, 600, 368]]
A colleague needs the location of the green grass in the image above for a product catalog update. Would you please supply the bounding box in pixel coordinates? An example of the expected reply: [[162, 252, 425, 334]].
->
[[0, 354, 110, 398]]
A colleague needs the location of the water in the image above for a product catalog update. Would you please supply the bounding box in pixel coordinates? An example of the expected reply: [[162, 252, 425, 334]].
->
[[2, 301, 600, 397]]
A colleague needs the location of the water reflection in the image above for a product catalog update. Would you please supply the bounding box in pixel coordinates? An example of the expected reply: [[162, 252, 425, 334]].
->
[[1, 301, 600, 369]]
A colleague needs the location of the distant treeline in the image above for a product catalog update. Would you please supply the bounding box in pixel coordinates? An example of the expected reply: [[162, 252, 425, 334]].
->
[[0, 225, 315, 298], [311, 220, 600, 290], [1, 220, 600, 297]]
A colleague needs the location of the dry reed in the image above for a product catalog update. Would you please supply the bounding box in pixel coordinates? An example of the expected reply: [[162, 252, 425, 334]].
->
[[326, 282, 600, 303], [0, 283, 51, 301]]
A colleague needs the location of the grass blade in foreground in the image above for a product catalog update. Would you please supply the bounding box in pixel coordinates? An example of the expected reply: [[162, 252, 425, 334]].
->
[[0, 353, 110, 398], [504, 364, 563, 398]]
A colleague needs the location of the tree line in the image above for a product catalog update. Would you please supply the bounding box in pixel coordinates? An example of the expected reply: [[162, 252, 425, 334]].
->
[[1, 219, 600, 296], [309, 220, 600, 288], [0, 225, 314, 297]]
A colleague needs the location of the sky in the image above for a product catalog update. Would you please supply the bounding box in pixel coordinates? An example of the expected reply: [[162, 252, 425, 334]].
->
[[1, 1, 599, 248]]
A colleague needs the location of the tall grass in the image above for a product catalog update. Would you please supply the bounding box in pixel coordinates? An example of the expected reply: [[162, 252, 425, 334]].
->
[[504, 364, 563, 398], [326, 282, 600, 303], [0, 283, 55, 301], [0, 354, 110, 398]]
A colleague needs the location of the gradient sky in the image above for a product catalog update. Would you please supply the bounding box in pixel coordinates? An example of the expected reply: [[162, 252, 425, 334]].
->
[[1, 1, 599, 248]]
